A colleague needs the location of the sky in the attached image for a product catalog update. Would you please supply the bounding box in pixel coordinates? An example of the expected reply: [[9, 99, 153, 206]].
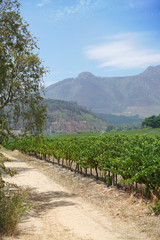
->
[[20, 0, 160, 86]]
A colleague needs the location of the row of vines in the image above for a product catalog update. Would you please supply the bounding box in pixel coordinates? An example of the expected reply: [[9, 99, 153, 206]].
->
[[4, 134, 160, 197]]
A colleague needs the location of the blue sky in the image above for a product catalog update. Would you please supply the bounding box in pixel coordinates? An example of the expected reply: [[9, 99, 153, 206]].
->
[[21, 0, 160, 86]]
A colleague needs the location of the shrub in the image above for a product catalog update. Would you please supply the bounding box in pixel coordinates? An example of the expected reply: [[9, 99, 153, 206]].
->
[[0, 153, 31, 236], [3, 138, 17, 151], [0, 188, 31, 236]]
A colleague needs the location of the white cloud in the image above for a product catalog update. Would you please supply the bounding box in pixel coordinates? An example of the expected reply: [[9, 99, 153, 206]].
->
[[50, 0, 100, 22], [84, 33, 160, 70], [37, 0, 51, 8]]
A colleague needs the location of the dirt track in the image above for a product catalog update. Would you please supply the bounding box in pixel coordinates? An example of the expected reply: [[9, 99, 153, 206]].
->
[[1, 149, 156, 240]]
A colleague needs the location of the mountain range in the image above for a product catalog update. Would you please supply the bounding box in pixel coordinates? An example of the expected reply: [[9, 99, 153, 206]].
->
[[44, 65, 160, 118]]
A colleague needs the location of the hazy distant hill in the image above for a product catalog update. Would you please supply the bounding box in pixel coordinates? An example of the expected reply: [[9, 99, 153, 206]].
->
[[44, 99, 109, 133], [44, 65, 160, 118], [98, 113, 143, 126]]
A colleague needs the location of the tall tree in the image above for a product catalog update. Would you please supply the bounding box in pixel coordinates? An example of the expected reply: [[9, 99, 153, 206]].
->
[[0, 0, 47, 140], [0, 2, 43, 231]]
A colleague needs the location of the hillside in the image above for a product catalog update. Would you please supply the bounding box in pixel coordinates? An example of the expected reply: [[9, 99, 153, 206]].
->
[[44, 65, 160, 118], [98, 113, 144, 126], [44, 99, 109, 133]]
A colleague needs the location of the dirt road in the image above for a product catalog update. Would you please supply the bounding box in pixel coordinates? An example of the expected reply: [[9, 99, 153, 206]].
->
[[1, 150, 155, 240]]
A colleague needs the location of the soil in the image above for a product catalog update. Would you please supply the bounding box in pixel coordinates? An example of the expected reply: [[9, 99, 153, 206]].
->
[[1, 149, 160, 240]]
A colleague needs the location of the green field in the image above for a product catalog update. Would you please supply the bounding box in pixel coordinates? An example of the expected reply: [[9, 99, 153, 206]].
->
[[47, 127, 160, 138], [109, 128, 160, 136]]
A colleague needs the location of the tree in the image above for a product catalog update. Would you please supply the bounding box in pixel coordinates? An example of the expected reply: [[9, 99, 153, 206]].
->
[[142, 115, 160, 128], [0, 1, 47, 234], [105, 125, 115, 132], [0, 0, 47, 140]]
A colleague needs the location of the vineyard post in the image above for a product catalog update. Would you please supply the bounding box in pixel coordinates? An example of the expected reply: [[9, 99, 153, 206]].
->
[[77, 164, 79, 173], [62, 158, 64, 167], [116, 174, 118, 185], [112, 173, 115, 186], [74, 163, 79, 173], [95, 166, 98, 180]]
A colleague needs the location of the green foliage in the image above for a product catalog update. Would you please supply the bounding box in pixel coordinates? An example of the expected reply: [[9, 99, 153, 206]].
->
[[0, 153, 31, 236], [3, 138, 16, 150], [142, 115, 160, 128], [106, 175, 112, 186], [0, 153, 16, 189], [149, 200, 160, 215], [106, 125, 115, 132], [0, 188, 31, 235], [105, 127, 160, 136], [0, 1, 43, 235], [7, 134, 160, 196], [0, 0, 47, 135]]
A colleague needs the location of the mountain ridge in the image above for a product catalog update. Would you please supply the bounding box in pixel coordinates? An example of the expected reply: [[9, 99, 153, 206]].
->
[[44, 65, 160, 118]]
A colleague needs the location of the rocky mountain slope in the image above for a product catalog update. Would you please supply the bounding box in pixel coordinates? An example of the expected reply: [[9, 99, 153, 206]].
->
[[44, 65, 160, 117], [44, 99, 109, 133]]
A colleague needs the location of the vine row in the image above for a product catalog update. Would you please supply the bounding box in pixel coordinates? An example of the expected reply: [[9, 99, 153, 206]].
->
[[5, 134, 160, 197]]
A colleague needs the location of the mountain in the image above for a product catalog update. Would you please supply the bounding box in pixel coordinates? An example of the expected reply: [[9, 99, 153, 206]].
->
[[44, 99, 109, 133], [44, 65, 160, 118]]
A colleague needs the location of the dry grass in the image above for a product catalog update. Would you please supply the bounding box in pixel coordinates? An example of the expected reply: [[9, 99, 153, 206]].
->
[[2, 148, 160, 240], [3, 223, 84, 240]]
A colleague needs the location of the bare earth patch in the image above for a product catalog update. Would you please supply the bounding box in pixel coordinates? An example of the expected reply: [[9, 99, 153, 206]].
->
[[1, 149, 160, 240]]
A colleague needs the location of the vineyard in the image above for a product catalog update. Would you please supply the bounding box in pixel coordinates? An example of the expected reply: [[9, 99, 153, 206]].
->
[[5, 134, 160, 198]]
